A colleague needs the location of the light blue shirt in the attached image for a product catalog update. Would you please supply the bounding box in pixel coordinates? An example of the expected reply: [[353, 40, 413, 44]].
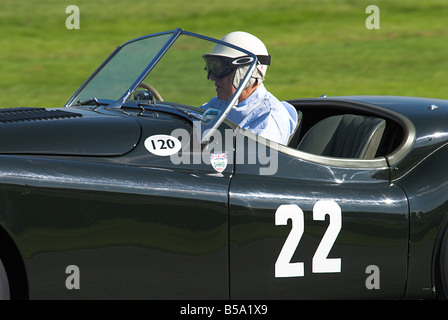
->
[[201, 84, 298, 145]]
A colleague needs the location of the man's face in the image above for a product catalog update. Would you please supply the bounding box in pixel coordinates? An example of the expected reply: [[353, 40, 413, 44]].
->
[[210, 72, 235, 101]]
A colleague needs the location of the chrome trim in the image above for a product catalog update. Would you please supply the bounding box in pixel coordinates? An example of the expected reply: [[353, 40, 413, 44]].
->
[[110, 29, 183, 108], [384, 109, 416, 167], [65, 28, 260, 144], [64, 29, 180, 108], [239, 128, 388, 169], [428, 104, 439, 110]]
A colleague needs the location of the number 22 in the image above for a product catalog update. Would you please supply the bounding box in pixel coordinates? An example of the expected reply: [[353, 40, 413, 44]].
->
[[275, 200, 342, 278]]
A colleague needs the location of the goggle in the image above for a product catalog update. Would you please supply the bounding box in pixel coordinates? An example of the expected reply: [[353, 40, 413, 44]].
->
[[203, 55, 272, 80], [203, 55, 254, 79]]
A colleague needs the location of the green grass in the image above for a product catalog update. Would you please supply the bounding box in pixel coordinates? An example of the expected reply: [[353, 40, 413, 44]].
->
[[0, 0, 447, 108]]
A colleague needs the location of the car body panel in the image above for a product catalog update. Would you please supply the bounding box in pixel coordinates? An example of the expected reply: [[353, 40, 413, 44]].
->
[[0, 104, 235, 299], [0, 107, 141, 156], [393, 144, 448, 298], [229, 131, 409, 299]]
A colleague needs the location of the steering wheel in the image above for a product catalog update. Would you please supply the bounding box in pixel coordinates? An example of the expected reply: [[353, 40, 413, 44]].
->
[[138, 82, 164, 101]]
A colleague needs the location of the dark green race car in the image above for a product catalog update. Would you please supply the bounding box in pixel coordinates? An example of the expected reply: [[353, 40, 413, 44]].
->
[[1, 29, 448, 300]]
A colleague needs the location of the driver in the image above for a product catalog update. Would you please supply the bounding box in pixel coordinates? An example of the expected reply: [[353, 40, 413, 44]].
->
[[201, 31, 298, 146]]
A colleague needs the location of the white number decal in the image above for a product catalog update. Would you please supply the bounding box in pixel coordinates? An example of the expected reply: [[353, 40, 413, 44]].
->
[[144, 134, 182, 156], [275, 200, 342, 278], [312, 200, 342, 273], [275, 205, 305, 277]]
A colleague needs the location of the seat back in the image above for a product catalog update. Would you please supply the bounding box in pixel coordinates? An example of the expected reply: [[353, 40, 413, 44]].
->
[[297, 114, 386, 159], [287, 111, 302, 146], [281, 101, 302, 146]]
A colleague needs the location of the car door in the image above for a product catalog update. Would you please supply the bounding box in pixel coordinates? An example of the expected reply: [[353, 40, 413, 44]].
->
[[229, 131, 409, 299]]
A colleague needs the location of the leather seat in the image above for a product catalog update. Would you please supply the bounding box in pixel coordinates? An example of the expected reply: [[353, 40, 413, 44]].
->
[[297, 114, 386, 159]]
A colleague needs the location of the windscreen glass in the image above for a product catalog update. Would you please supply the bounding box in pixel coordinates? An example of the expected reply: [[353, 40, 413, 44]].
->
[[67, 31, 256, 141], [69, 33, 173, 104]]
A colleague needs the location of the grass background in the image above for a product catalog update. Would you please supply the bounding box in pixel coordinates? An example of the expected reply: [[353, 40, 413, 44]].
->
[[0, 0, 447, 108]]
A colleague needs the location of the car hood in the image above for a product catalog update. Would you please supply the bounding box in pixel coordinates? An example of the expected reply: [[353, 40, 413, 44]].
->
[[0, 107, 141, 156]]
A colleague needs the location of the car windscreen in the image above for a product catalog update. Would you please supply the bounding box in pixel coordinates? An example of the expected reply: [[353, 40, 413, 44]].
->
[[67, 32, 174, 105], [66, 29, 257, 142]]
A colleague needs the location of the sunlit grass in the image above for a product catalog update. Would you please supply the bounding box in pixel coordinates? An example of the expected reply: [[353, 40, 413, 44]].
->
[[0, 0, 446, 108]]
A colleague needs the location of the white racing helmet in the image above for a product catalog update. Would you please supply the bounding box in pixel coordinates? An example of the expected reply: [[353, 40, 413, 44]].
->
[[203, 31, 271, 88]]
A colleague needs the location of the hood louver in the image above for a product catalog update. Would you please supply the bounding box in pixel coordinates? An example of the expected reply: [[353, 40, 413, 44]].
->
[[0, 108, 82, 123]]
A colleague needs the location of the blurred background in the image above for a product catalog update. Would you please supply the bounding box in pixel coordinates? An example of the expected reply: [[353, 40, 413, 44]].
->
[[0, 0, 446, 108]]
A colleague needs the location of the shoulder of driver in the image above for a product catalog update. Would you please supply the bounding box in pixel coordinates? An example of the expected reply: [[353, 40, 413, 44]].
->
[[200, 86, 297, 145], [240, 87, 297, 145]]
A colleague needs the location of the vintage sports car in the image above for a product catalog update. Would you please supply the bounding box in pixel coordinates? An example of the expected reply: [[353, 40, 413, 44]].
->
[[0, 28, 448, 300]]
